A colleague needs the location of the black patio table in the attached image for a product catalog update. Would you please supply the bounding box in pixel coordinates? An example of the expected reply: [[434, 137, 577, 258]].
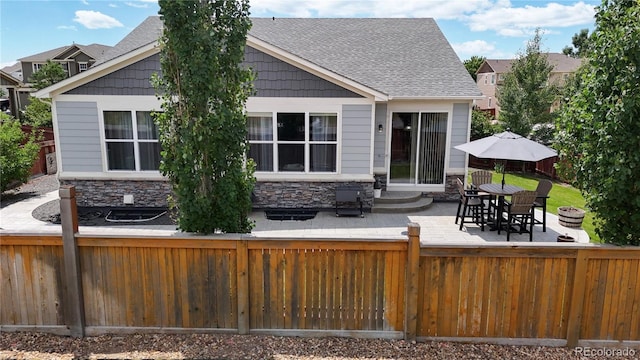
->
[[478, 183, 524, 231]]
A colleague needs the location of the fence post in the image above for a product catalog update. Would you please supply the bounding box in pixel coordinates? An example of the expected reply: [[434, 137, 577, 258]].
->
[[59, 185, 85, 338], [405, 222, 421, 340], [566, 249, 588, 347], [236, 239, 249, 334]]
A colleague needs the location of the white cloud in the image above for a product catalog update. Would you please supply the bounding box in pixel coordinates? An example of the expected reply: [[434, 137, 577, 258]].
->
[[109, 3, 118, 8], [125, 1, 149, 8], [465, 2, 596, 37], [57, 25, 78, 31], [73, 10, 124, 29], [81, 0, 89, 5], [250, 0, 494, 18], [451, 40, 511, 59]]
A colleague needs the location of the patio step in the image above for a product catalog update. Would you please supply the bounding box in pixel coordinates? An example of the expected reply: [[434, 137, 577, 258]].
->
[[372, 192, 433, 213]]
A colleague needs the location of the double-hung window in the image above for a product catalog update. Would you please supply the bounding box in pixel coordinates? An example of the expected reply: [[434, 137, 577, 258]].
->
[[103, 111, 161, 171], [247, 112, 338, 173], [247, 113, 274, 171], [32, 63, 44, 73]]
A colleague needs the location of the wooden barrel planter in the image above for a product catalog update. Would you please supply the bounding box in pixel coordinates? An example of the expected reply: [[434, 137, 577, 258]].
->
[[558, 206, 585, 228]]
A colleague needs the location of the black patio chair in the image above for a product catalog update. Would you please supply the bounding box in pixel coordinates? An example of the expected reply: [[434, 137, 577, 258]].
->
[[532, 179, 553, 232], [455, 178, 485, 231]]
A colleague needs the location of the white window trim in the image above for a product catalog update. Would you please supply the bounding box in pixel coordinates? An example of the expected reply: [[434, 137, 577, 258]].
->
[[385, 101, 453, 191], [246, 97, 373, 179], [101, 110, 161, 173], [249, 111, 339, 175], [78, 62, 88, 72], [32, 63, 44, 73]]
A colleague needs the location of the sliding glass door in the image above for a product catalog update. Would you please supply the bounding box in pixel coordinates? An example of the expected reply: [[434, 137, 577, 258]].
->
[[389, 112, 448, 185]]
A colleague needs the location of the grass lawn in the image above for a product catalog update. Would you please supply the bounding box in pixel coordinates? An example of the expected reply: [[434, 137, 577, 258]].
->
[[470, 171, 600, 243]]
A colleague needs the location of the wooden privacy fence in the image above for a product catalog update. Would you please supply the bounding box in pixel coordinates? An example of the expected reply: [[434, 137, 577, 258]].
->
[[1, 186, 640, 348]]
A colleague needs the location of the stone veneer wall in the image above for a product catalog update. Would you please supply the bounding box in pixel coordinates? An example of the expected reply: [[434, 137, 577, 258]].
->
[[60, 179, 171, 207], [60, 179, 375, 209], [423, 174, 462, 201], [253, 181, 374, 209]]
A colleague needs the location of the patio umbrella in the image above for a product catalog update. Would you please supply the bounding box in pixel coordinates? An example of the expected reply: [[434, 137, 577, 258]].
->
[[454, 130, 557, 188]]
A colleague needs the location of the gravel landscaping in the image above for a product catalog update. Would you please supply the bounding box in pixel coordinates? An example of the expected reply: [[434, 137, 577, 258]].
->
[[0, 332, 589, 360], [1, 174, 59, 208], [1, 174, 175, 226]]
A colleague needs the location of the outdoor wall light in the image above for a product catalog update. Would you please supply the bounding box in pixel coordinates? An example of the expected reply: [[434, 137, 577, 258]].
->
[[378, 123, 383, 133]]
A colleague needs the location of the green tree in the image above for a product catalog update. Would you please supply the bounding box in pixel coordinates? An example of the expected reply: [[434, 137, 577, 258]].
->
[[153, 0, 255, 234], [497, 29, 557, 137], [463, 56, 486, 81], [30, 60, 67, 90], [23, 97, 52, 127], [555, 0, 640, 245], [0, 115, 40, 192], [562, 28, 590, 58], [470, 109, 500, 140]]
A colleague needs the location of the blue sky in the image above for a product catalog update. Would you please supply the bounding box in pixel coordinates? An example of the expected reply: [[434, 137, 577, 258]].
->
[[0, 0, 600, 69]]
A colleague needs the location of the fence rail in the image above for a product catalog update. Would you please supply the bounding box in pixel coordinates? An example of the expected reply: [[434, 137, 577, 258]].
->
[[1, 187, 639, 348]]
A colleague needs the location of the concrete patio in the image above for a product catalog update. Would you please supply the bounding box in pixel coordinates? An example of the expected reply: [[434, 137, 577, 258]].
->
[[0, 191, 590, 245]]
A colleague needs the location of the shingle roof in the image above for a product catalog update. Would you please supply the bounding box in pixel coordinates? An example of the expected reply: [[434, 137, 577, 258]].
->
[[74, 44, 112, 60], [91, 16, 481, 99], [481, 53, 584, 74], [94, 16, 164, 66], [546, 53, 584, 72], [17, 44, 111, 62], [250, 18, 480, 98], [18, 46, 70, 62]]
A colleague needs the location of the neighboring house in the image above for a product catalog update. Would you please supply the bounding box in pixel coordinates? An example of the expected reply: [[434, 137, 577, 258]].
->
[[2, 43, 112, 114], [475, 53, 583, 118], [35, 16, 481, 209], [1, 69, 21, 117]]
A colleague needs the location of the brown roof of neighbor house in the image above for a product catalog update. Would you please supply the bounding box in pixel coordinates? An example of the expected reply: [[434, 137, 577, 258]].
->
[[1, 69, 22, 85], [1, 62, 21, 74], [17, 43, 112, 62], [478, 53, 584, 74]]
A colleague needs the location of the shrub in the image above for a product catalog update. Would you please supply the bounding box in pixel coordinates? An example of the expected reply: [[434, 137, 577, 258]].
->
[[0, 116, 40, 192]]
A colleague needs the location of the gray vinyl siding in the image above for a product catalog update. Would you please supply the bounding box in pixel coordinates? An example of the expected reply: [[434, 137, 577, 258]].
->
[[373, 103, 387, 169], [56, 101, 103, 172], [65, 54, 160, 95], [450, 103, 470, 169], [341, 104, 372, 174], [21, 62, 35, 83], [66, 48, 362, 98], [244, 47, 362, 98]]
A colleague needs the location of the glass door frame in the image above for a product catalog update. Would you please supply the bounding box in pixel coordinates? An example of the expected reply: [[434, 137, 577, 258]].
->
[[386, 108, 452, 190]]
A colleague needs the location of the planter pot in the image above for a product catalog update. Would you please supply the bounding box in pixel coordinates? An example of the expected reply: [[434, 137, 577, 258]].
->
[[373, 188, 382, 198], [558, 206, 585, 228]]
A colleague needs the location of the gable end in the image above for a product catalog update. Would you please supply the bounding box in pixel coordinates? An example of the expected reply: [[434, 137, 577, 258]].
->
[[245, 46, 362, 98], [64, 47, 363, 98], [64, 54, 161, 96]]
